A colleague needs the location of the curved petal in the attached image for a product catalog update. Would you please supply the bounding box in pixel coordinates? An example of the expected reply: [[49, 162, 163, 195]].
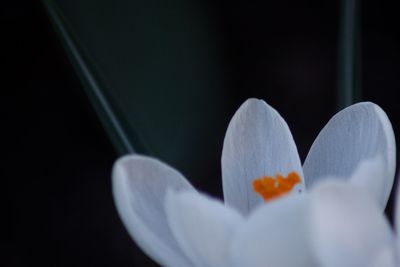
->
[[112, 155, 195, 267], [230, 195, 318, 267], [303, 102, 396, 208], [348, 155, 394, 211], [222, 98, 304, 215], [165, 190, 244, 267], [310, 181, 395, 267], [395, 173, 400, 250]]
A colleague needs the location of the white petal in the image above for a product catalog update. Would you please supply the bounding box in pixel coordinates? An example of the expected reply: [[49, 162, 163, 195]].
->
[[222, 98, 304, 215], [310, 181, 395, 267], [370, 247, 397, 267], [230, 195, 318, 267], [112, 155, 195, 267], [395, 174, 400, 250], [349, 156, 389, 209], [303, 102, 396, 208], [165, 190, 244, 267]]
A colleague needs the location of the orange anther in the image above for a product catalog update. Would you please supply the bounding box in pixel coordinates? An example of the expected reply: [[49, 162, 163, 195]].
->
[[252, 172, 301, 202]]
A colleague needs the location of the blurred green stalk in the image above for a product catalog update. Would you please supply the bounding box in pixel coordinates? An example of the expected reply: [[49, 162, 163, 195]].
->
[[43, 0, 140, 155], [337, 0, 361, 109]]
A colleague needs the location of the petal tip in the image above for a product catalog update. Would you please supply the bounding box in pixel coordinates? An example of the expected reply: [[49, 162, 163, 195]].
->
[[240, 98, 270, 110], [112, 154, 144, 187], [112, 154, 169, 180]]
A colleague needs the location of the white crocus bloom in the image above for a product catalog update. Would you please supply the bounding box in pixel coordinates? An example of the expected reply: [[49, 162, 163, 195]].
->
[[112, 98, 396, 267]]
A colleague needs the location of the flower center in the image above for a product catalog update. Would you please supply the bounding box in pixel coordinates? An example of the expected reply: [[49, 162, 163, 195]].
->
[[252, 172, 301, 202]]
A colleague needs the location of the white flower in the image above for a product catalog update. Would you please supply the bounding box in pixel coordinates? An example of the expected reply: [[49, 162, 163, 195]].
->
[[112, 98, 396, 267]]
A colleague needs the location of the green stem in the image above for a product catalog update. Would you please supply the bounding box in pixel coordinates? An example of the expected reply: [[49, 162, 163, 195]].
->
[[42, 0, 147, 155], [337, 0, 361, 110]]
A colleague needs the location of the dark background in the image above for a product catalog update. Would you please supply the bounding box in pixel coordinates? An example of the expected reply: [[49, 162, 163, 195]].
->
[[3, 1, 399, 266]]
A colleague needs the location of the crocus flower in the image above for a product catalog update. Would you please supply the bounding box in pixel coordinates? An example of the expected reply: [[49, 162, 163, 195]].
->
[[112, 99, 395, 267]]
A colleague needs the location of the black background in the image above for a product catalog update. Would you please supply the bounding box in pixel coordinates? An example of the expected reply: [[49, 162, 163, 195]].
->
[[3, 1, 400, 266]]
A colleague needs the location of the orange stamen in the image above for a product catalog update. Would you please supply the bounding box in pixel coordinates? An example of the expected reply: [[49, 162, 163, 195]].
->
[[252, 172, 301, 202]]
